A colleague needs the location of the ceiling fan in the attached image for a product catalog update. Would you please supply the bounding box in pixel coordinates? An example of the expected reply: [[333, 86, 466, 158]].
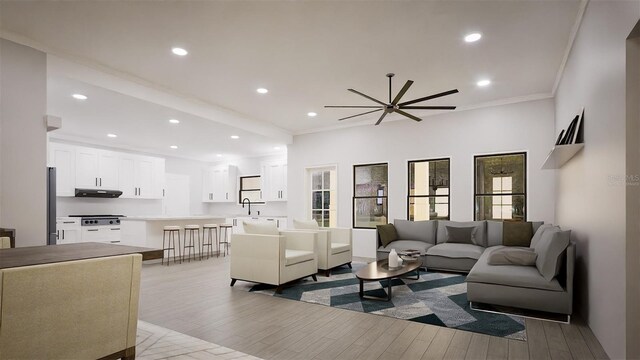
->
[[325, 73, 458, 126]]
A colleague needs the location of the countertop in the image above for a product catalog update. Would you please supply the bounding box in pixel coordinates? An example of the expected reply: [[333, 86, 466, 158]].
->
[[122, 214, 287, 221], [122, 215, 227, 221]]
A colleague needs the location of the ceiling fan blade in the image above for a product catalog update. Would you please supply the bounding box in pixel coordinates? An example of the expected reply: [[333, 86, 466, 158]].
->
[[391, 80, 414, 105], [338, 108, 383, 121], [348, 89, 387, 106], [395, 109, 422, 122], [375, 111, 388, 126], [325, 105, 384, 109], [400, 106, 457, 110], [398, 89, 459, 107]]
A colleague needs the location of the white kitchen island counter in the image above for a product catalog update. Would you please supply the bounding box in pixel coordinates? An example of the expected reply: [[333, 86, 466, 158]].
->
[[120, 216, 227, 255]]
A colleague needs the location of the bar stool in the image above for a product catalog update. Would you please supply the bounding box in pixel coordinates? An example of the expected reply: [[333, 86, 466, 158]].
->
[[219, 224, 233, 257], [201, 224, 218, 259], [183, 225, 201, 262], [162, 225, 181, 265]]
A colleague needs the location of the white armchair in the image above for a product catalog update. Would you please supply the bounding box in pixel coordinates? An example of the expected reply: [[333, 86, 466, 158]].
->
[[230, 224, 318, 293], [293, 220, 353, 276]]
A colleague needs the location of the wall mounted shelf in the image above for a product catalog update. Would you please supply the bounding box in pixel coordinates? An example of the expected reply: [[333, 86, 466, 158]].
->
[[541, 143, 584, 169]]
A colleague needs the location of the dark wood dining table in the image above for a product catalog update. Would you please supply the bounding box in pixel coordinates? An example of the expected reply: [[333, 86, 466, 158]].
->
[[0, 242, 163, 269]]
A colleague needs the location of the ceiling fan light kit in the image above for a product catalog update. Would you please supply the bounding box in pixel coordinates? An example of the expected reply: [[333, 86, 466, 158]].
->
[[325, 73, 459, 126]]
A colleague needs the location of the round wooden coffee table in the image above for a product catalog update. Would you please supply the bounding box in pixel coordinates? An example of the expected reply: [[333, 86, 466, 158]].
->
[[355, 258, 421, 301]]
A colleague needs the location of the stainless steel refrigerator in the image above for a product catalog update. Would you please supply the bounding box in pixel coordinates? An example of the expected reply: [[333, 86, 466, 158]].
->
[[47, 167, 57, 245]]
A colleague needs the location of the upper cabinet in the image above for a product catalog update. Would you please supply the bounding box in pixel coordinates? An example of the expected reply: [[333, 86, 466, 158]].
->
[[48, 143, 165, 199], [48, 143, 76, 196], [119, 155, 159, 199], [261, 160, 287, 201], [202, 164, 237, 203], [75, 148, 119, 190]]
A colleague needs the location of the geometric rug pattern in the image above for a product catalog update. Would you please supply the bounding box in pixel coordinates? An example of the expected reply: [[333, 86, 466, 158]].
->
[[242, 264, 526, 340]]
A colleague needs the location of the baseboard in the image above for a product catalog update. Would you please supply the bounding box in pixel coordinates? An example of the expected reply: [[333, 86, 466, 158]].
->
[[470, 301, 570, 324]]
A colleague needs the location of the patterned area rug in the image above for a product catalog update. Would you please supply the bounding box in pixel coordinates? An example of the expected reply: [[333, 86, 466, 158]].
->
[[238, 264, 526, 340]]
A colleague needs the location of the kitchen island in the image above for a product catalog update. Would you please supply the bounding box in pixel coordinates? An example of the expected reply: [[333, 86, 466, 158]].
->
[[120, 216, 227, 255]]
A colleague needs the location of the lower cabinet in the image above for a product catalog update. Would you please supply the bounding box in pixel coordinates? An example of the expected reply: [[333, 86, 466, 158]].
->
[[56, 218, 81, 244], [81, 227, 122, 244], [231, 217, 288, 234]]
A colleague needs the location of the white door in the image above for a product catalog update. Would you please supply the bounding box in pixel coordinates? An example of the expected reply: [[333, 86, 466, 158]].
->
[[119, 156, 136, 198], [98, 151, 119, 189], [136, 157, 154, 198], [164, 174, 190, 216], [75, 147, 99, 189]]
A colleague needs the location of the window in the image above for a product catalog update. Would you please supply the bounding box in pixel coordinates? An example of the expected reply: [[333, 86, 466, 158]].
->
[[408, 158, 450, 220], [474, 153, 526, 221], [353, 163, 388, 229], [309, 166, 337, 227], [238, 176, 264, 204]]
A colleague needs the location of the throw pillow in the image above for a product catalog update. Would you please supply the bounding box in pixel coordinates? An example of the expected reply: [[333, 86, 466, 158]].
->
[[377, 224, 399, 247], [503, 221, 534, 247], [488, 248, 537, 266], [243, 221, 279, 236], [293, 219, 320, 230], [445, 226, 476, 244], [530, 224, 556, 248], [534, 229, 571, 281]]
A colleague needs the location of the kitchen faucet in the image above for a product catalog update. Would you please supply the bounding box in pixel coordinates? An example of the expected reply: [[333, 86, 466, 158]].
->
[[242, 198, 252, 216]]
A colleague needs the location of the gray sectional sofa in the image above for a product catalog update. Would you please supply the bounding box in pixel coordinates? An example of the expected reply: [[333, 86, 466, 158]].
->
[[376, 219, 574, 315]]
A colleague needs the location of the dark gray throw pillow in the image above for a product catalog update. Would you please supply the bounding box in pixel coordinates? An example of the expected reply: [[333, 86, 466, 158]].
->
[[377, 224, 398, 247], [503, 221, 534, 247], [445, 226, 476, 244]]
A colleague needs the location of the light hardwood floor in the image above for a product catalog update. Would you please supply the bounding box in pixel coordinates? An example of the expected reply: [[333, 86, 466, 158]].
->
[[139, 256, 609, 360]]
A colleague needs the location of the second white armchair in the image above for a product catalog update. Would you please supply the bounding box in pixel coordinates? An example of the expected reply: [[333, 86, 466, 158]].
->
[[293, 219, 353, 276]]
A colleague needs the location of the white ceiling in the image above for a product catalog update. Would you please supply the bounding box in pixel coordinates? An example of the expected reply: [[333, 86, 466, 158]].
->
[[48, 76, 286, 162], [1, 0, 582, 156]]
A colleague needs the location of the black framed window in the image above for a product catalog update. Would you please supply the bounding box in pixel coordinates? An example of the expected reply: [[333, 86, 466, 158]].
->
[[474, 152, 526, 221], [353, 163, 388, 229], [408, 158, 450, 221], [239, 176, 264, 204]]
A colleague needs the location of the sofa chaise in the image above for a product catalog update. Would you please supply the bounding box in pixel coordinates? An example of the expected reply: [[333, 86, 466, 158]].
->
[[376, 219, 574, 316]]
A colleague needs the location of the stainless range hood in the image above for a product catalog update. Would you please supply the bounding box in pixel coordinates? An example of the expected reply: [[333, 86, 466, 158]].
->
[[74, 188, 123, 198]]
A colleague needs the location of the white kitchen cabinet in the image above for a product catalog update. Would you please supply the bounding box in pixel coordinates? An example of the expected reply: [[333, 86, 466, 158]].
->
[[202, 165, 237, 203], [153, 157, 166, 199], [261, 161, 287, 201], [81, 226, 122, 243], [75, 147, 119, 190], [231, 216, 288, 233], [56, 218, 81, 244], [119, 155, 163, 199], [48, 143, 76, 196]]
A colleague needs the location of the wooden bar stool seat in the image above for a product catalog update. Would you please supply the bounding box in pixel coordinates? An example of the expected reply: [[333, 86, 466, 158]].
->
[[202, 224, 219, 259], [162, 225, 181, 265], [219, 224, 233, 257], [183, 225, 201, 262]]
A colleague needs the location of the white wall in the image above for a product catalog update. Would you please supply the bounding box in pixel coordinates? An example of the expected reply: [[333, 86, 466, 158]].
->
[[288, 99, 556, 258], [0, 39, 48, 247], [208, 154, 288, 217], [554, 2, 639, 358]]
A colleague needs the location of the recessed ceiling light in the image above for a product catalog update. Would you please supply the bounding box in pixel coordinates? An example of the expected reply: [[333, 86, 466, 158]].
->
[[216, 154, 223, 157], [307, 112, 317, 117], [274, 146, 281, 150], [477, 79, 491, 87], [169, 119, 180, 124], [170, 145, 178, 149], [72, 94, 87, 100], [230, 135, 239, 139], [171, 47, 188, 56], [256, 88, 269, 94], [464, 33, 482, 43], [107, 133, 117, 138]]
